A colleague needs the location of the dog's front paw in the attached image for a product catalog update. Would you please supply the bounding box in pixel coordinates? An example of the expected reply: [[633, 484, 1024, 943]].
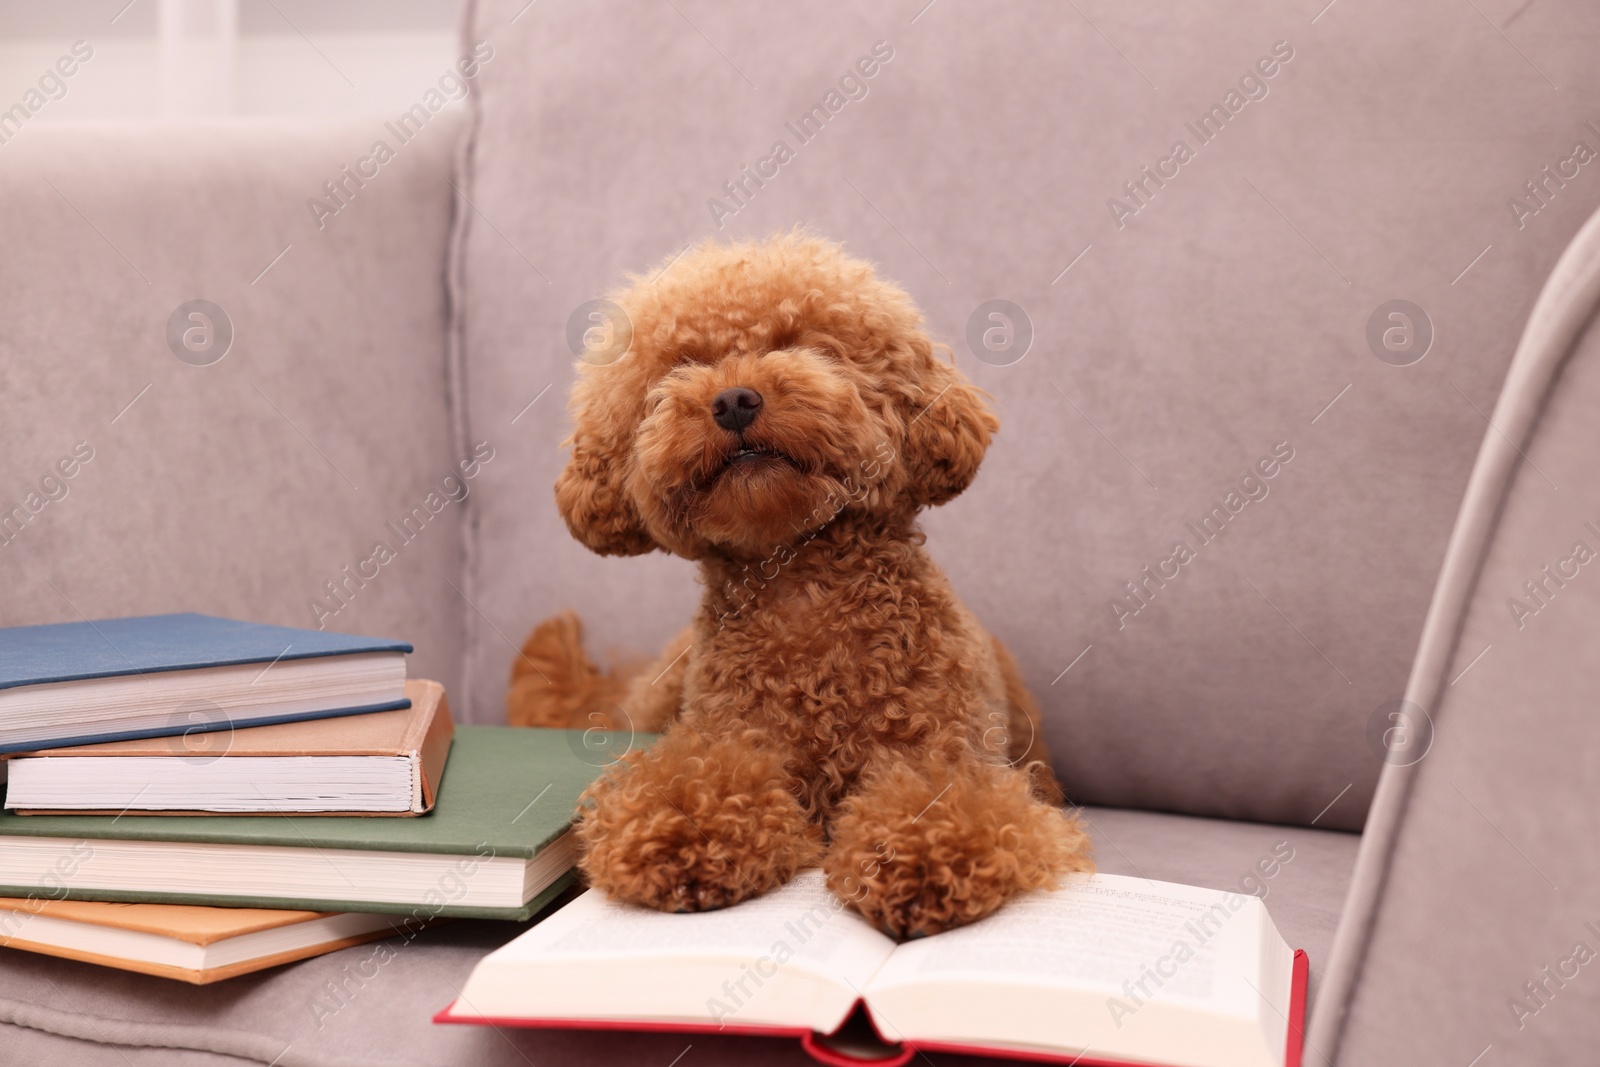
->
[[576, 731, 821, 912], [825, 756, 1093, 938]]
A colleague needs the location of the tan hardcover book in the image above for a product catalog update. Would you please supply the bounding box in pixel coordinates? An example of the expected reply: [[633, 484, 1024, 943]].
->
[[5, 679, 454, 816], [0, 896, 411, 984]]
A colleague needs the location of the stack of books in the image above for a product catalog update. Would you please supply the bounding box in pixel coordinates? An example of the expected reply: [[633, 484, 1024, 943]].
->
[[0, 613, 595, 984]]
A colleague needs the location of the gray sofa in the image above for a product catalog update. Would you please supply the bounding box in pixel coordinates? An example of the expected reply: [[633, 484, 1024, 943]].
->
[[2, 0, 1599, 1063]]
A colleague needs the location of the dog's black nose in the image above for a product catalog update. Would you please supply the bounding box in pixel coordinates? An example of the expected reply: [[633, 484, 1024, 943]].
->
[[711, 387, 762, 432]]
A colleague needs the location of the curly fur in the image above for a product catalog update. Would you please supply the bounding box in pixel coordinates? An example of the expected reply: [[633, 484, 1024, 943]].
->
[[577, 730, 823, 912], [827, 757, 1092, 938], [511, 230, 1093, 937]]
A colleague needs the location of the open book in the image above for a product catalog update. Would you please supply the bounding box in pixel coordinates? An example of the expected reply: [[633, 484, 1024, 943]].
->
[[437, 870, 1306, 1067]]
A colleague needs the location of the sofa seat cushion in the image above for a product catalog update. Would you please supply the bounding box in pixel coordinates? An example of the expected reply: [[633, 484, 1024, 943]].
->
[[0, 808, 1357, 1067]]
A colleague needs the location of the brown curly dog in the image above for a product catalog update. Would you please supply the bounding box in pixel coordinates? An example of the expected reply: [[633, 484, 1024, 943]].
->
[[510, 231, 1092, 938]]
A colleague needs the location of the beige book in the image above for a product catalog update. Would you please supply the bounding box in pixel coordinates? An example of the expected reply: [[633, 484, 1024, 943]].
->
[[0, 896, 410, 984], [5, 679, 453, 815]]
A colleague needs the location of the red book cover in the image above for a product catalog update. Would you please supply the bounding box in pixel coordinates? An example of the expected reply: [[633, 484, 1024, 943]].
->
[[435, 948, 1309, 1067]]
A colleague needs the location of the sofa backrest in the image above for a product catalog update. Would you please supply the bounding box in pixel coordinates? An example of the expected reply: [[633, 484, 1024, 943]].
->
[[0, 117, 467, 694], [454, 0, 1600, 829]]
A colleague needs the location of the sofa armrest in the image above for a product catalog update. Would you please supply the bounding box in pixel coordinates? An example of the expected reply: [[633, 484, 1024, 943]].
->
[[1313, 204, 1600, 1061], [0, 114, 470, 700]]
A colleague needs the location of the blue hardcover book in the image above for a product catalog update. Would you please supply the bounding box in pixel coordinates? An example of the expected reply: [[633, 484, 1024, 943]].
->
[[0, 613, 412, 755]]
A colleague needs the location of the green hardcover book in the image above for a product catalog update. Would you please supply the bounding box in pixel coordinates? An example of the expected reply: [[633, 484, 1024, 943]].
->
[[0, 726, 612, 921]]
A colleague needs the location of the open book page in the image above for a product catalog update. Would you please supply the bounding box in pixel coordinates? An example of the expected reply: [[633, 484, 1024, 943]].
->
[[863, 873, 1291, 1067], [454, 869, 896, 1033]]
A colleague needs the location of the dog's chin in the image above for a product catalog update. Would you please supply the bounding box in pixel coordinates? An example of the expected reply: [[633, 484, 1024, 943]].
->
[[687, 453, 836, 554]]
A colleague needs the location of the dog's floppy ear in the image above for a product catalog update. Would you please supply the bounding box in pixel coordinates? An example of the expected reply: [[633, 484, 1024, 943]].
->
[[554, 378, 655, 556], [902, 350, 998, 508]]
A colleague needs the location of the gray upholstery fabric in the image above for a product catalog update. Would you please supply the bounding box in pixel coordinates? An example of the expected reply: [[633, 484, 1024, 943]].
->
[[1312, 207, 1600, 1063], [453, 0, 1600, 829], [0, 117, 467, 695], [7, 2, 1598, 1061], [0, 808, 1358, 1067]]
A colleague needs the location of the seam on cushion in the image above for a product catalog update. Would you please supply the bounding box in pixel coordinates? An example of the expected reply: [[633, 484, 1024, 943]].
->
[[0, 999, 411, 1067], [1308, 205, 1600, 1063], [445, 0, 486, 719], [0, 999, 286, 1065]]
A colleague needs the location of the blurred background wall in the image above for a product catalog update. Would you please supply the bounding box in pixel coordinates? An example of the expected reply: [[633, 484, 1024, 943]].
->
[[0, 0, 461, 119]]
